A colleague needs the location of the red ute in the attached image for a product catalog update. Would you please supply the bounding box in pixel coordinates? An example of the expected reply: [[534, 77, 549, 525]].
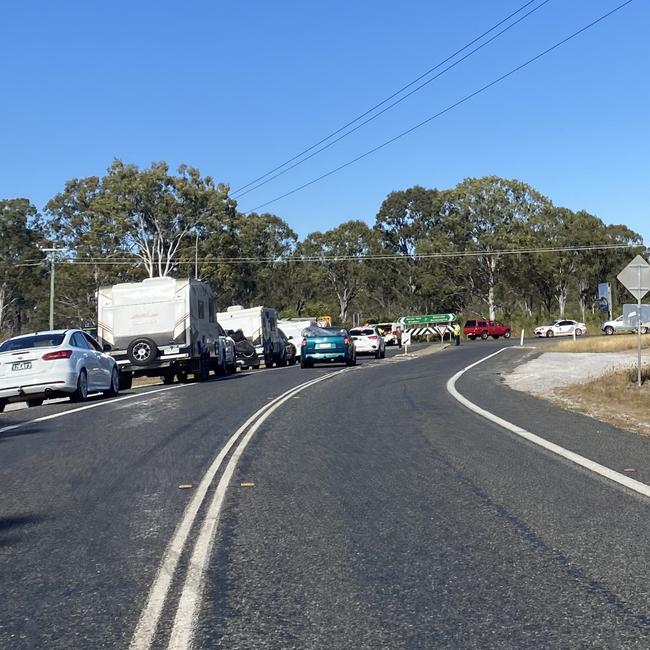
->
[[463, 319, 512, 341]]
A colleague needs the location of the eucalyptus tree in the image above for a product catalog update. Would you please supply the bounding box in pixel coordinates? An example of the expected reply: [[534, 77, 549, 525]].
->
[[301, 220, 377, 323], [443, 176, 549, 320], [0, 199, 47, 334]]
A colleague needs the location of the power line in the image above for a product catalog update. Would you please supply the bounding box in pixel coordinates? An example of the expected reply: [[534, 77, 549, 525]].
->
[[230, 0, 549, 198], [243, 0, 635, 215], [14, 243, 639, 267], [233, 0, 552, 201]]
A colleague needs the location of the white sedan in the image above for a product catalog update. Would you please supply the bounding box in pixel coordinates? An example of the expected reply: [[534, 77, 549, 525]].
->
[[0, 329, 120, 412], [534, 319, 587, 338], [349, 326, 386, 358]]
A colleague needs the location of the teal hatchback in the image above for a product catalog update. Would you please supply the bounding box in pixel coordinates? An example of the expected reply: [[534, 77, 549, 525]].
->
[[300, 327, 357, 368]]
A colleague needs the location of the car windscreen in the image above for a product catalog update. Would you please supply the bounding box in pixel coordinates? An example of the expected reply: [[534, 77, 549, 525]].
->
[[304, 326, 346, 337], [0, 333, 66, 352], [464, 320, 476, 327]]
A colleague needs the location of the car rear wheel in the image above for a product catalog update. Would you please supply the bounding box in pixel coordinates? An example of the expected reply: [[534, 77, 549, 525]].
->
[[26, 399, 44, 408], [546, 330, 554, 338], [70, 370, 89, 403], [103, 367, 120, 397], [641, 327, 648, 335], [481, 331, 488, 340], [575, 328, 584, 336], [604, 326, 614, 335], [503, 330, 511, 339]]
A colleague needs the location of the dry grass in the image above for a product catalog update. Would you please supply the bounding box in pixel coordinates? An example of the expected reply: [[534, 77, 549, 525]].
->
[[551, 365, 650, 436], [545, 335, 650, 353]]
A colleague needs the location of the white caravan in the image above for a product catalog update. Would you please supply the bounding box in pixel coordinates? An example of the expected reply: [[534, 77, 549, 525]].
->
[[277, 319, 317, 358], [217, 305, 285, 367], [97, 277, 232, 387]]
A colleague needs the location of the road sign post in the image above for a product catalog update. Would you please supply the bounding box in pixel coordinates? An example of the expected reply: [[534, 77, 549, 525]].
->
[[617, 255, 650, 387]]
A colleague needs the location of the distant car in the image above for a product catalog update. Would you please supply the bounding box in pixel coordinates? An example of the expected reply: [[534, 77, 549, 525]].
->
[[376, 322, 402, 346], [0, 329, 120, 412], [278, 328, 297, 366], [464, 319, 512, 340], [349, 326, 386, 358], [215, 322, 237, 374], [300, 326, 356, 368], [601, 315, 649, 336], [534, 319, 587, 338]]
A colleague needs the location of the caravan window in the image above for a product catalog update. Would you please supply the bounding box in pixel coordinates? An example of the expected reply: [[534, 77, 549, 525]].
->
[[198, 300, 205, 320], [208, 300, 215, 323]]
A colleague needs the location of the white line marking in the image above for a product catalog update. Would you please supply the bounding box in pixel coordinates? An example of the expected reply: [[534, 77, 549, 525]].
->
[[0, 383, 193, 435], [129, 371, 342, 650], [166, 370, 343, 649], [446, 349, 650, 498]]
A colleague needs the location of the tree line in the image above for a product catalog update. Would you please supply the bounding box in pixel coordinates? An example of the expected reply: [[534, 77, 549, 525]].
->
[[0, 160, 644, 336]]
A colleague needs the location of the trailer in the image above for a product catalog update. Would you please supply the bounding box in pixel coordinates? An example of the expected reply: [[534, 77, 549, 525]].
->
[[217, 305, 285, 367], [97, 277, 229, 388], [277, 319, 317, 358]]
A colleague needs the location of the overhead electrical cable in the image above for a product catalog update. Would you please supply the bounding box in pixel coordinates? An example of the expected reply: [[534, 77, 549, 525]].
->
[[243, 0, 634, 215], [230, 0, 550, 198], [14, 243, 639, 267], [233, 0, 552, 201]]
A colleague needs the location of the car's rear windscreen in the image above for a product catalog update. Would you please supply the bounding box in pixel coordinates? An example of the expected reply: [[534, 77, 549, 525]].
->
[[350, 329, 375, 336], [0, 333, 65, 352]]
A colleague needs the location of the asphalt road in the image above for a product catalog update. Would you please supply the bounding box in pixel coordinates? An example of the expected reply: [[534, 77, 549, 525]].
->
[[1, 340, 649, 649]]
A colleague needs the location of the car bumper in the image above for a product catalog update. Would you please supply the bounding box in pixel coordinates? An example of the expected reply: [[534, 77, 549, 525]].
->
[[0, 378, 74, 401], [305, 352, 348, 362]]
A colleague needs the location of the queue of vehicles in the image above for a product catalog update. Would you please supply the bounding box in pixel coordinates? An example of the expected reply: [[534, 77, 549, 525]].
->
[[0, 278, 399, 413]]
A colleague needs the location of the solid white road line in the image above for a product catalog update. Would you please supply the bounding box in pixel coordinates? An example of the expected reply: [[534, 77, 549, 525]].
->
[[446, 349, 650, 498], [129, 371, 346, 650], [0, 382, 194, 435]]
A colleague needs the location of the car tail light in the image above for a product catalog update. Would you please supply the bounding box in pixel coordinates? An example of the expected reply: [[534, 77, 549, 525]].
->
[[301, 338, 307, 347], [368, 335, 378, 340], [42, 349, 73, 360]]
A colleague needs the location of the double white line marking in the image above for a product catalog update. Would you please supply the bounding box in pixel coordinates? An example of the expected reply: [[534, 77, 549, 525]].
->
[[130, 370, 347, 650]]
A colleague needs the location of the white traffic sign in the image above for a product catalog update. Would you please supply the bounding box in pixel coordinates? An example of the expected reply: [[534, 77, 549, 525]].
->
[[401, 330, 412, 346], [617, 255, 650, 301]]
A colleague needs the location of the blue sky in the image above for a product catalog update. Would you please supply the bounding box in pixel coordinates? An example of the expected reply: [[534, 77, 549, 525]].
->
[[1, 0, 648, 244]]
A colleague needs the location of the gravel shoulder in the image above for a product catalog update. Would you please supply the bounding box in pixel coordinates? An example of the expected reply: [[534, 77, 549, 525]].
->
[[505, 347, 650, 436]]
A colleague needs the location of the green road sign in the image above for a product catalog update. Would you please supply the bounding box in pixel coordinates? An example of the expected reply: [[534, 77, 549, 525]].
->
[[399, 313, 455, 325]]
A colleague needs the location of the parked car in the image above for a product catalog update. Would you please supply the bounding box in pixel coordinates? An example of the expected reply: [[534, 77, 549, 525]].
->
[[300, 326, 356, 368], [0, 329, 120, 412], [602, 315, 649, 335], [534, 319, 587, 338], [376, 322, 402, 346], [463, 319, 512, 340], [278, 328, 297, 366], [277, 319, 317, 359], [349, 326, 386, 358]]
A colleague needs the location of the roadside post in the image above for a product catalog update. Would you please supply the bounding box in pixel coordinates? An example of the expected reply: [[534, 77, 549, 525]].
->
[[617, 255, 650, 387], [402, 329, 412, 353], [520, 329, 525, 346]]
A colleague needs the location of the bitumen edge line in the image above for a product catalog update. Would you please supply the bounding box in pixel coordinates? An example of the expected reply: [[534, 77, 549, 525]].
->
[[446, 348, 650, 499]]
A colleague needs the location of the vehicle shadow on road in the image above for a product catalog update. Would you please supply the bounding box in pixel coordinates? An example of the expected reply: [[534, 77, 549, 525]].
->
[[0, 514, 46, 548], [0, 424, 44, 442]]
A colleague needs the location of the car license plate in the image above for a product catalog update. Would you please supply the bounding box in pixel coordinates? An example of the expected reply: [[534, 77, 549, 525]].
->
[[167, 346, 180, 354], [12, 361, 32, 371], [316, 343, 334, 349]]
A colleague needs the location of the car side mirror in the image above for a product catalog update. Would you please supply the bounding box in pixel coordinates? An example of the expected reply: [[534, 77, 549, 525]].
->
[[288, 335, 293, 340], [102, 343, 112, 352]]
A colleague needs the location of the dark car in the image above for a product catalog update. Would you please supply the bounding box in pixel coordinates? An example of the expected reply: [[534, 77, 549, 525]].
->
[[300, 326, 356, 368], [463, 319, 512, 341], [278, 328, 297, 366]]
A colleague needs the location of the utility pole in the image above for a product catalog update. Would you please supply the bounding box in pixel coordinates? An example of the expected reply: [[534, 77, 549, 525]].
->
[[195, 232, 199, 280], [41, 247, 60, 329]]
